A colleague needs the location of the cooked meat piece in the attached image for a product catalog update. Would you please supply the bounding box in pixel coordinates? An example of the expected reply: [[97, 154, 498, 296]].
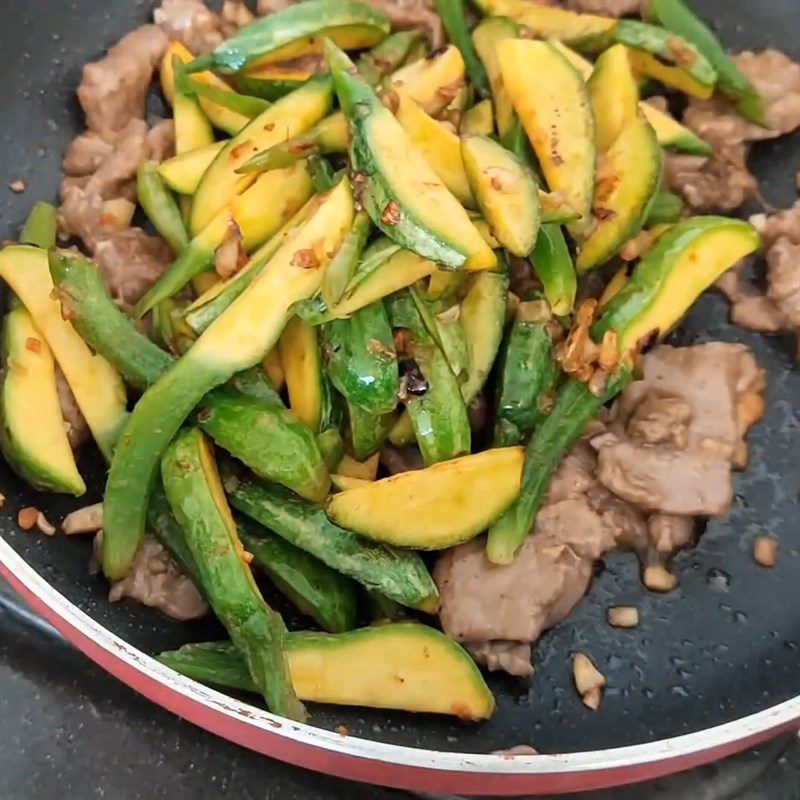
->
[[716, 259, 792, 333], [466, 641, 534, 678], [765, 238, 800, 327], [751, 201, 800, 248], [625, 390, 691, 449], [78, 25, 168, 136], [62, 131, 114, 177], [664, 146, 756, 213], [363, 0, 443, 48], [54, 367, 90, 450], [147, 119, 176, 162], [613, 343, 765, 464], [545, 436, 599, 503], [220, 0, 256, 36], [592, 433, 734, 516], [154, 0, 223, 55], [107, 534, 208, 621], [58, 180, 106, 247], [648, 514, 695, 556], [92, 229, 174, 308], [435, 534, 594, 646], [379, 443, 424, 475], [564, 0, 644, 16], [256, 0, 294, 13], [585, 483, 649, 552], [85, 120, 150, 201]]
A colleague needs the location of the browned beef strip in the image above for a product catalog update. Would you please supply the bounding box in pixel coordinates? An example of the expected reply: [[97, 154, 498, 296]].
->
[[154, 0, 224, 55]]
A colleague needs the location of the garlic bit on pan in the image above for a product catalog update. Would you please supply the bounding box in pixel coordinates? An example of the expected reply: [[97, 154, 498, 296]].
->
[[753, 535, 778, 567], [607, 606, 639, 628], [62, 502, 104, 535], [573, 653, 606, 711]]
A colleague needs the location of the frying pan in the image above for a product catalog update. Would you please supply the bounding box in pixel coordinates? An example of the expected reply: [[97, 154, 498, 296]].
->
[[0, 0, 798, 795]]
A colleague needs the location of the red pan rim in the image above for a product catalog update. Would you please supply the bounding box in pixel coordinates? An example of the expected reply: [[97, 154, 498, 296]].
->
[[1, 538, 797, 795]]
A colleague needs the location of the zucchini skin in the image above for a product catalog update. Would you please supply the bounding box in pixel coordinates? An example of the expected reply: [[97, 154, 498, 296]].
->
[[347, 403, 392, 461], [227, 478, 439, 611], [162, 428, 305, 721], [487, 372, 630, 564], [20, 201, 57, 250], [238, 521, 358, 634], [386, 291, 471, 466], [529, 223, 577, 316], [644, 190, 684, 226], [321, 210, 371, 310], [434, 0, 490, 97], [322, 300, 399, 415], [493, 317, 560, 447], [49, 253, 329, 503]]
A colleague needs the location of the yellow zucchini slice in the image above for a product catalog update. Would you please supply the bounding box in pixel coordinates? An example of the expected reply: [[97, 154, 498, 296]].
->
[[335, 451, 380, 481], [461, 134, 540, 257], [390, 45, 466, 116], [577, 111, 662, 272], [394, 95, 474, 207], [326, 447, 524, 549], [461, 99, 494, 137], [475, 0, 615, 47], [498, 39, 595, 236], [471, 17, 519, 139], [157, 141, 227, 195], [190, 179, 354, 368], [627, 47, 714, 99], [588, 44, 638, 153], [278, 316, 324, 431], [285, 623, 494, 719], [330, 473, 371, 491], [0, 307, 85, 495], [0, 246, 128, 460], [262, 346, 285, 390], [161, 41, 250, 135], [190, 76, 333, 235]]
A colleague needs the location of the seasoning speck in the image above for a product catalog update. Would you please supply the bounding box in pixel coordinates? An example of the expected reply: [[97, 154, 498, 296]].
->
[[9, 180, 26, 194]]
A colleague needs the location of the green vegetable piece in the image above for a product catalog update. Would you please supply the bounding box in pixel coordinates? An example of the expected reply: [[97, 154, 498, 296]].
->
[[321, 211, 371, 310], [306, 154, 337, 192], [161, 428, 305, 720], [157, 622, 494, 719], [186, 0, 391, 75], [19, 202, 57, 250], [238, 521, 358, 634], [185, 76, 271, 119], [649, 0, 765, 123], [347, 402, 392, 461], [386, 291, 470, 465], [322, 299, 398, 415], [529, 223, 577, 316], [487, 372, 631, 564], [434, 0, 490, 97], [151, 297, 196, 356], [227, 478, 439, 612], [410, 287, 469, 384], [645, 190, 684, 226], [357, 29, 425, 86], [493, 312, 560, 447]]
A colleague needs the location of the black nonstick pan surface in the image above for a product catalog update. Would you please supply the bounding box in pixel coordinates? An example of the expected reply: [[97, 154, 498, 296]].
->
[[0, 0, 798, 791]]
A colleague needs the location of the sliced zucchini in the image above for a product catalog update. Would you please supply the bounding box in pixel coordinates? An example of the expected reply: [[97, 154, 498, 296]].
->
[[327, 43, 494, 272], [322, 301, 398, 416], [161, 41, 249, 135], [460, 270, 508, 403], [0, 307, 85, 495], [336, 451, 380, 482], [640, 101, 712, 156], [409, 287, 469, 384], [171, 58, 215, 155], [389, 44, 467, 116], [190, 75, 333, 235], [593, 216, 761, 355], [157, 141, 227, 195], [101, 181, 354, 581], [0, 246, 127, 461], [346, 403, 393, 462], [158, 623, 494, 720], [321, 211, 371, 311], [498, 39, 595, 236], [530, 223, 576, 316], [191, 0, 390, 73], [234, 64, 314, 101], [395, 95, 474, 207], [475, 0, 614, 48], [576, 111, 662, 272], [588, 44, 638, 153], [461, 134, 540, 257], [330, 473, 370, 492], [461, 99, 494, 137], [278, 316, 326, 431], [613, 21, 717, 100], [326, 447, 524, 549]]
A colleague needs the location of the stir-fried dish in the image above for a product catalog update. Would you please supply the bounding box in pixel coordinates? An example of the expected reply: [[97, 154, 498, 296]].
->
[[1, 0, 798, 725]]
